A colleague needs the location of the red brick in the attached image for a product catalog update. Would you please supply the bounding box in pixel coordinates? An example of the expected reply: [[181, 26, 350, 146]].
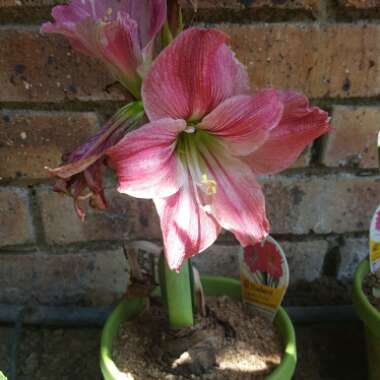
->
[[338, 237, 368, 280], [0, 27, 128, 103], [261, 174, 380, 234], [0, 248, 128, 305], [0, 111, 99, 180], [321, 106, 380, 169], [280, 240, 328, 283], [37, 186, 161, 245], [0, 0, 62, 6], [0, 188, 34, 246], [2, 0, 318, 10], [192, 244, 241, 277], [180, 0, 318, 11], [0, 0, 318, 10], [340, 0, 380, 8], [220, 23, 380, 98], [292, 147, 311, 169]]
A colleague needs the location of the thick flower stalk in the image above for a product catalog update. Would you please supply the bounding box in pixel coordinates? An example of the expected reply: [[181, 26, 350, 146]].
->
[[41, 0, 167, 98], [108, 28, 330, 271], [48, 101, 145, 220]]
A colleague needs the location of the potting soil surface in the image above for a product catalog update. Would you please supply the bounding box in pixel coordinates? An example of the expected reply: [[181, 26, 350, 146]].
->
[[113, 296, 282, 379]]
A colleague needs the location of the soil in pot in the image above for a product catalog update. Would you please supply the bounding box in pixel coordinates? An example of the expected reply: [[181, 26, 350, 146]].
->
[[363, 269, 380, 311], [112, 296, 282, 380]]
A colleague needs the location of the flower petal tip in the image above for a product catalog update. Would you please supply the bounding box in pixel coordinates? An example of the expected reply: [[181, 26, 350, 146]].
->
[[40, 22, 54, 34]]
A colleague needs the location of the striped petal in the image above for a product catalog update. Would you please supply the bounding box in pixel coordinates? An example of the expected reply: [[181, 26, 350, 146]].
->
[[126, 0, 167, 50], [247, 90, 330, 175], [142, 27, 250, 122], [200, 90, 283, 156], [97, 12, 142, 95], [198, 140, 269, 247], [107, 118, 186, 199], [154, 171, 221, 271]]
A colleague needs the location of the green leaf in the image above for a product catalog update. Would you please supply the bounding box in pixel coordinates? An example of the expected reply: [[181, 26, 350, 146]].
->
[[0, 370, 7, 380]]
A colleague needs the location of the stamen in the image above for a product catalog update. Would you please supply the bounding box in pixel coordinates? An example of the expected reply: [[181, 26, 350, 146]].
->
[[184, 126, 195, 134], [201, 174, 217, 195], [107, 7, 113, 16]]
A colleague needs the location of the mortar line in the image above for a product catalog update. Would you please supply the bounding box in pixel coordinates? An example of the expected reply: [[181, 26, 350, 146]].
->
[[0, 231, 371, 255]]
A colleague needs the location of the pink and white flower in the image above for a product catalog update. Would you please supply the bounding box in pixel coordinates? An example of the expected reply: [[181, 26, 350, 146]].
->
[[108, 28, 330, 271], [41, 0, 167, 98]]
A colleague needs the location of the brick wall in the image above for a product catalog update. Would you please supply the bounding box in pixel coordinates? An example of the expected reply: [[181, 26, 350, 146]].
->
[[1, 0, 379, 306]]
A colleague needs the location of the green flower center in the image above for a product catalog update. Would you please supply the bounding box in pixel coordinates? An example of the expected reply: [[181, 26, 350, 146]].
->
[[176, 126, 218, 198]]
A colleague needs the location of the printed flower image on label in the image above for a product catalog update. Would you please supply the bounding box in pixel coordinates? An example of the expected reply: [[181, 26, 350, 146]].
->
[[370, 205, 380, 272], [240, 236, 289, 321], [375, 210, 380, 230]]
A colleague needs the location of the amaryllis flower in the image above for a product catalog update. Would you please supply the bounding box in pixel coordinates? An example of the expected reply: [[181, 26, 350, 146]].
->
[[108, 28, 330, 271], [49, 102, 145, 221], [41, 0, 167, 98]]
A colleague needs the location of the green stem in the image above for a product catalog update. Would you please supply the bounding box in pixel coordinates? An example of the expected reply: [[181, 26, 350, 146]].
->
[[165, 0, 184, 42], [161, 21, 174, 48], [118, 75, 142, 100], [159, 255, 194, 329]]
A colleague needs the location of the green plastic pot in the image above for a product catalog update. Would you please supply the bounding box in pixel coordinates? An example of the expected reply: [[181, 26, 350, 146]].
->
[[353, 259, 380, 380], [100, 276, 297, 380]]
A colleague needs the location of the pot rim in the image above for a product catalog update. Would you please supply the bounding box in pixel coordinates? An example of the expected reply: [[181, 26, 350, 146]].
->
[[353, 259, 380, 336], [100, 276, 297, 380]]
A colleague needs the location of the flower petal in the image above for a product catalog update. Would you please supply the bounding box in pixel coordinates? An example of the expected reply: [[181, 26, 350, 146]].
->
[[41, 1, 166, 96], [154, 171, 221, 271], [107, 118, 187, 199], [41, 0, 129, 55], [198, 140, 269, 246], [246, 90, 330, 175], [200, 90, 283, 156], [124, 0, 167, 77], [142, 27, 250, 121], [126, 0, 167, 49], [97, 12, 142, 95], [41, 6, 93, 56]]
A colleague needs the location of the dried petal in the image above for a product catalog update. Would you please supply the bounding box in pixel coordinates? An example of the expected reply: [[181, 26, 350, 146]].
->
[[49, 102, 145, 220]]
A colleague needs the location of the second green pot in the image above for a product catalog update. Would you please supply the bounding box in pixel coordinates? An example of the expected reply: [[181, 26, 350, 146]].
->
[[353, 259, 380, 380]]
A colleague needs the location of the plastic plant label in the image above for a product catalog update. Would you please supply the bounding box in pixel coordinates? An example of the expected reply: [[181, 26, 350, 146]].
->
[[240, 236, 289, 321], [370, 205, 380, 273]]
